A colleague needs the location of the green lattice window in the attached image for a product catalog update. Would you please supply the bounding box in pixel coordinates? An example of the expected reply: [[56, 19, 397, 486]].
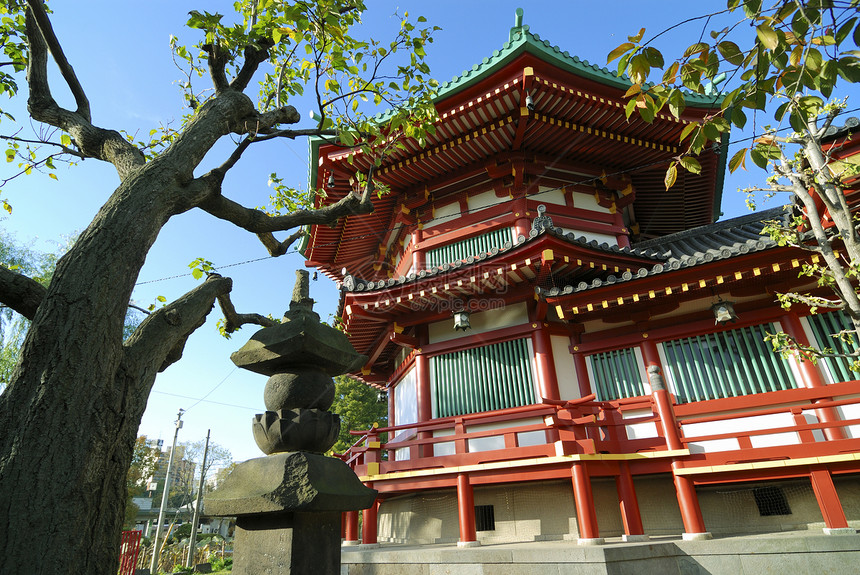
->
[[425, 227, 511, 269], [806, 311, 860, 382], [662, 323, 798, 404], [430, 338, 536, 418], [588, 347, 646, 400]]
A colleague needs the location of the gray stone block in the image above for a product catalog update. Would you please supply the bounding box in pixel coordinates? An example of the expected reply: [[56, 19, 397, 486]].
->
[[205, 451, 377, 516], [232, 510, 341, 575]]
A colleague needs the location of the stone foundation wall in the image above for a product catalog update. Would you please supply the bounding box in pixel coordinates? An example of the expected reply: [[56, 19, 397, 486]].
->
[[342, 533, 860, 575], [375, 474, 860, 545]]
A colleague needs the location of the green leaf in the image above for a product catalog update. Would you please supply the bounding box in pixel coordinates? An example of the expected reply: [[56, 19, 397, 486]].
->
[[731, 107, 747, 129], [836, 17, 857, 47], [728, 148, 747, 173], [702, 121, 720, 141], [628, 28, 646, 43], [837, 57, 860, 83], [643, 47, 664, 68], [679, 156, 702, 175], [191, 268, 203, 280], [667, 89, 685, 120], [664, 163, 677, 190], [629, 54, 649, 84], [743, 0, 762, 18], [607, 42, 635, 65], [638, 98, 655, 123], [624, 97, 638, 120], [756, 24, 779, 51], [679, 122, 698, 143], [750, 148, 768, 169], [717, 41, 744, 66], [683, 43, 709, 58], [60, 134, 71, 147], [339, 130, 355, 147], [663, 61, 679, 84]]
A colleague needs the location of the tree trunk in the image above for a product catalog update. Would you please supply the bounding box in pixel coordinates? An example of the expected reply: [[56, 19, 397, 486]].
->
[[0, 161, 208, 573], [0, 69, 259, 572]]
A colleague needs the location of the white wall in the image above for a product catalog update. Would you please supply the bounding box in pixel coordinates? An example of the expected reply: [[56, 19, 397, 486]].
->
[[555, 227, 618, 247], [682, 412, 801, 453], [534, 186, 566, 206], [428, 302, 528, 344], [551, 334, 580, 400], [392, 367, 418, 460], [572, 192, 612, 213], [423, 201, 461, 229]]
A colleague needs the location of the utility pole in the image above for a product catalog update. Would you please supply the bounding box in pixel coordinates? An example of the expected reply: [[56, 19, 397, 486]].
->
[[150, 409, 184, 574], [185, 429, 210, 569]]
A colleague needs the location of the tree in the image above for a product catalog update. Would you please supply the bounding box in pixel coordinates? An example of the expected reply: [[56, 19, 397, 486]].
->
[[0, 232, 145, 393], [0, 2, 438, 573], [0, 231, 52, 392], [329, 374, 388, 454], [124, 436, 160, 529], [167, 439, 232, 509], [610, 0, 860, 364]]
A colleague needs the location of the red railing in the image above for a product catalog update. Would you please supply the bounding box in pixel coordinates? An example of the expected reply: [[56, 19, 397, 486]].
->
[[118, 530, 141, 575], [341, 380, 860, 480]]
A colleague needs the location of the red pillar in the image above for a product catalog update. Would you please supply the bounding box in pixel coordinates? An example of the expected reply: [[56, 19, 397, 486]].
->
[[570, 335, 592, 398], [387, 382, 397, 462], [343, 510, 359, 544], [641, 339, 710, 539], [361, 496, 379, 545], [456, 473, 479, 547], [810, 469, 851, 531], [533, 324, 560, 401], [571, 462, 602, 543], [780, 312, 846, 440], [412, 228, 425, 272], [616, 462, 646, 540], [415, 351, 433, 458]]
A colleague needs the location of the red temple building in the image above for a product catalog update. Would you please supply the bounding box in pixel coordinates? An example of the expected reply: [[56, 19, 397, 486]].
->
[[303, 13, 860, 546]]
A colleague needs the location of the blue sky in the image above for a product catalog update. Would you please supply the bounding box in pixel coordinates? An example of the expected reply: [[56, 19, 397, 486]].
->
[[3, 1, 858, 464]]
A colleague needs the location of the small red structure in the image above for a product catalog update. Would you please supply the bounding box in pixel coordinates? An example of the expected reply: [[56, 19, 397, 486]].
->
[[118, 530, 142, 575]]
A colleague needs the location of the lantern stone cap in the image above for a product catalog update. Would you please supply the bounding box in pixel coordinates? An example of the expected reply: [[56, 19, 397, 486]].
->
[[230, 270, 367, 376], [204, 451, 377, 517]]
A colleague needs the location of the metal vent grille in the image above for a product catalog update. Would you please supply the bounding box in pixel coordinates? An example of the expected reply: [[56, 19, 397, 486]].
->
[[430, 338, 536, 418], [662, 323, 798, 403], [425, 227, 511, 268]]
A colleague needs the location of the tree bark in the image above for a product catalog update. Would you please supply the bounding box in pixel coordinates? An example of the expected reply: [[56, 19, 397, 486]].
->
[[0, 79, 264, 573]]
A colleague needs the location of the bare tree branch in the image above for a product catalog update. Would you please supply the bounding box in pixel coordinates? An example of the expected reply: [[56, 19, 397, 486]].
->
[[256, 228, 305, 257], [25, 0, 90, 121], [123, 274, 233, 374], [203, 43, 230, 93], [198, 189, 373, 234], [215, 290, 278, 334], [24, 8, 145, 179], [231, 42, 273, 92], [0, 265, 46, 320]]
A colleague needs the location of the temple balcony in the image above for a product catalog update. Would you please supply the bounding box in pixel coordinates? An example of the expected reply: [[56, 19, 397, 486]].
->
[[340, 378, 860, 494]]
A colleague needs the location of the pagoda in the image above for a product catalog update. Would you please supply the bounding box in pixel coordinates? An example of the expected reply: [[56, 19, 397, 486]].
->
[[303, 10, 860, 546]]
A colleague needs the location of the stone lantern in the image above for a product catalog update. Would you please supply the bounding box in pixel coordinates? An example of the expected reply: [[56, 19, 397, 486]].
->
[[205, 270, 377, 575]]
